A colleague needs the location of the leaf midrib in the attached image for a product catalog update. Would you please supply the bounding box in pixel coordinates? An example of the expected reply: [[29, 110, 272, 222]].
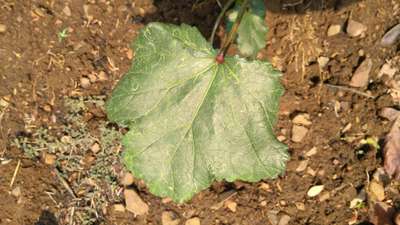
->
[[169, 64, 219, 194]]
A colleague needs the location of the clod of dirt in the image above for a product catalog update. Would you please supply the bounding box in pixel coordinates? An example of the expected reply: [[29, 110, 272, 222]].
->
[[120, 172, 135, 186], [278, 215, 291, 225], [379, 107, 400, 121], [368, 181, 386, 201], [384, 117, 400, 179], [327, 24, 342, 36], [185, 217, 201, 225], [0, 24, 6, 33], [113, 204, 125, 212], [124, 189, 149, 215], [318, 56, 330, 69], [369, 202, 396, 225], [378, 63, 397, 78], [162, 211, 180, 225], [346, 19, 367, 37], [292, 113, 312, 126], [307, 185, 324, 197], [381, 24, 400, 46], [291, 125, 308, 142], [80, 77, 91, 89], [350, 58, 373, 88], [62, 6, 71, 17], [10, 186, 21, 198]]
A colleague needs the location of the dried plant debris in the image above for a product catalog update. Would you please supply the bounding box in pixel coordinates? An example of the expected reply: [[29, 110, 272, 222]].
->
[[384, 116, 400, 179], [13, 96, 123, 224]]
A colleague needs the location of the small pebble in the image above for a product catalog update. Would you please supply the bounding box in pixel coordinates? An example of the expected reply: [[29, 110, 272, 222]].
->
[[292, 113, 312, 126], [346, 19, 367, 37], [291, 125, 308, 142], [380, 107, 400, 121], [278, 215, 291, 225], [80, 77, 91, 89], [120, 172, 135, 186], [88, 73, 97, 83], [319, 192, 330, 202], [369, 181, 385, 201], [295, 202, 305, 211], [296, 160, 308, 172], [350, 58, 372, 88], [307, 185, 324, 197], [185, 217, 201, 225], [307, 167, 317, 176], [0, 24, 6, 33], [63, 6, 72, 16], [327, 24, 342, 36], [305, 147, 318, 157], [43, 153, 57, 165], [381, 24, 400, 46], [267, 211, 279, 225], [260, 200, 267, 206], [113, 204, 125, 212], [162, 211, 180, 225], [318, 57, 329, 69], [124, 189, 149, 215], [127, 49, 134, 60], [224, 200, 237, 212], [11, 186, 21, 198], [98, 71, 109, 81], [90, 143, 101, 154], [378, 62, 397, 78]]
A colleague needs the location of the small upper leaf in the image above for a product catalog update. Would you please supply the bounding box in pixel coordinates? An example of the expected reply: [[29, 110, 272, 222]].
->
[[106, 23, 288, 202], [227, 0, 268, 58]]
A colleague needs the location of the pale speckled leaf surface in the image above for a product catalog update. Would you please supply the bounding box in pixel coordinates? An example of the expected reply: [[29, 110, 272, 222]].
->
[[106, 23, 288, 202]]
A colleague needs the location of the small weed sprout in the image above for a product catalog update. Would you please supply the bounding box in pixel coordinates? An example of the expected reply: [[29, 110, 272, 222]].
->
[[58, 28, 69, 42]]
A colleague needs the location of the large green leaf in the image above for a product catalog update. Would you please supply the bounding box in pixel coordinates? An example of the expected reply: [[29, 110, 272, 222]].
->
[[106, 23, 288, 202], [227, 0, 268, 57]]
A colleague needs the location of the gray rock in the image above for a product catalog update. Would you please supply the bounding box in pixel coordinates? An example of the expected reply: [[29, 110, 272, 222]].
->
[[381, 24, 400, 46]]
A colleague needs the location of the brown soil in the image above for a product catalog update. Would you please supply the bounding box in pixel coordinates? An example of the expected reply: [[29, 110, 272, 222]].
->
[[1, 0, 399, 224]]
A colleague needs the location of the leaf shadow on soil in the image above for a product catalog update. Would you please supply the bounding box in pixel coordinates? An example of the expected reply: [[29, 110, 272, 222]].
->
[[142, 0, 360, 47]]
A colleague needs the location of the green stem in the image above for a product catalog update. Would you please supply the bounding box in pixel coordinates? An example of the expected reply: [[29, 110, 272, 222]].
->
[[218, 0, 249, 57], [210, 0, 236, 44]]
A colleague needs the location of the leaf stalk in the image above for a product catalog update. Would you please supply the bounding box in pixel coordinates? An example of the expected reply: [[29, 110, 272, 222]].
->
[[210, 0, 236, 45], [217, 0, 250, 61]]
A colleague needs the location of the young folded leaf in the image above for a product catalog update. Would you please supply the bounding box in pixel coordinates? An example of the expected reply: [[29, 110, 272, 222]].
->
[[227, 0, 268, 57], [106, 23, 288, 202]]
